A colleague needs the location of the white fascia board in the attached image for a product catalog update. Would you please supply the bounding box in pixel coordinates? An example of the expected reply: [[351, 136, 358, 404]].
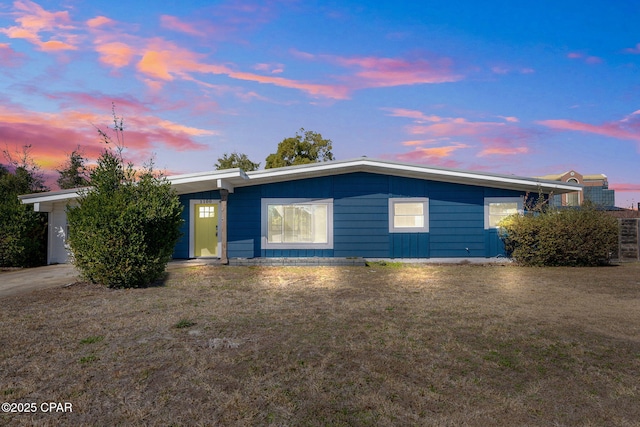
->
[[169, 169, 247, 194], [168, 168, 247, 185], [19, 170, 249, 204], [355, 158, 583, 193], [19, 189, 83, 205], [243, 157, 583, 194]]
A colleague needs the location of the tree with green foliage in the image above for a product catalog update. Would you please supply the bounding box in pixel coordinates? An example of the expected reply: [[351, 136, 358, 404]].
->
[[0, 145, 48, 267], [499, 201, 619, 266], [265, 128, 334, 169], [66, 108, 183, 288], [215, 151, 260, 171], [57, 147, 90, 189]]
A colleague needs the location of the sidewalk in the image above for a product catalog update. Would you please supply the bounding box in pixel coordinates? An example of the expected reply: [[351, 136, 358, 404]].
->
[[0, 264, 80, 298], [0, 260, 211, 298]]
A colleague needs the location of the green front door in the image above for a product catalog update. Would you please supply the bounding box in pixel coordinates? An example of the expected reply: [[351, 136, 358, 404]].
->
[[194, 203, 218, 257]]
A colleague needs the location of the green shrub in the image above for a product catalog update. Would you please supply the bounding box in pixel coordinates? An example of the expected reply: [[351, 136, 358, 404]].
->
[[67, 150, 183, 288], [0, 162, 48, 268], [499, 203, 619, 266]]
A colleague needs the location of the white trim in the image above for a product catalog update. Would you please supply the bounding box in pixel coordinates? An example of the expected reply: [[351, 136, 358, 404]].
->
[[484, 197, 524, 229], [261, 198, 334, 250], [244, 158, 583, 193], [189, 199, 221, 258], [389, 198, 429, 233], [20, 158, 583, 208]]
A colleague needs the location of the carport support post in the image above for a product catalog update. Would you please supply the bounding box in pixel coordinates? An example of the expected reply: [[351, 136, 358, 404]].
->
[[220, 189, 229, 264]]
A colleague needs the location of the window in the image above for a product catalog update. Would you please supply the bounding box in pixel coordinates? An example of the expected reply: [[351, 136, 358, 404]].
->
[[484, 197, 523, 229], [262, 199, 333, 249], [566, 178, 580, 206], [389, 198, 429, 233], [199, 205, 216, 218]]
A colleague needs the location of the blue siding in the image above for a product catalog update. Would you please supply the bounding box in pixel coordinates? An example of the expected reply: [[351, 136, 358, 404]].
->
[[175, 172, 522, 260], [333, 174, 389, 257], [428, 183, 484, 258], [227, 186, 260, 258], [390, 234, 430, 258]]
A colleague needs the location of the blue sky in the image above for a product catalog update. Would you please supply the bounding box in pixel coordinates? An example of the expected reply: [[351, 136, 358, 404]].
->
[[1, 0, 639, 207]]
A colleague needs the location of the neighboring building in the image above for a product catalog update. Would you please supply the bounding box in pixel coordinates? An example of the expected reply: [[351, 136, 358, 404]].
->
[[537, 170, 615, 208], [20, 158, 581, 265]]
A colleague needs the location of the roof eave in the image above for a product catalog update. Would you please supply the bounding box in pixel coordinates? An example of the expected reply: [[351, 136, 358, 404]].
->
[[243, 158, 582, 194]]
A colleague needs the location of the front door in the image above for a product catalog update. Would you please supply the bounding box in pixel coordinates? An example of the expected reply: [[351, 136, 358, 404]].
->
[[194, 203, 218, 257]]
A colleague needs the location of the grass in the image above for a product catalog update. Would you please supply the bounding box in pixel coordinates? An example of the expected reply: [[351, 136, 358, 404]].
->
[[173, 318, 197, 329], [1, 262, 639, 426]]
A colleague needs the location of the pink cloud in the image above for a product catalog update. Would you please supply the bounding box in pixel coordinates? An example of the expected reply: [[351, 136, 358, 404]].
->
[[0, 100, 212, 186], [395, 146, 464, 168], [39, 39, 76, 51], [408, 118, 505, 138], [413, 144, 470, 157], [46, 92, 152, 115], [585, 56, 602, 64], [386, 108, 536, 160], [567, 51, 603, 64], [0, 43, 24, 66], [226, 70, 351, 98], [538, 112, 640, 143], [478, 146, 528, 156], [611, 183, 640, 192], [160, 15, 206, 37], [491, 66, 535, 75], [253, 63, 285, 74], [499, 116, 519, 123], [292, 49, 463, 89], [95, 42, 136, 68], [383, 108, 443, 123], [132, 40, 351, 98], [401, 139, 444, 146], [0, 0, 78, 51], [337, 55, 462, 87], [86, 16, 115, 28], [624, 43, 640, 54]]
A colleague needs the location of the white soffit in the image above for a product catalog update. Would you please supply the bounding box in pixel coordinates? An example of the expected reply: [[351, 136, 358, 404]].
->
[[20, 158, 582, 205]]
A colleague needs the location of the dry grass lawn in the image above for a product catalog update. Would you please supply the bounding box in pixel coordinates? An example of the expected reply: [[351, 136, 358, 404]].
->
[[1, 262, 639, 426]]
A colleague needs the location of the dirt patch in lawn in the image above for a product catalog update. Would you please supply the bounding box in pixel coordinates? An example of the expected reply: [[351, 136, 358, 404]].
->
[[1, 263, 639, 426]]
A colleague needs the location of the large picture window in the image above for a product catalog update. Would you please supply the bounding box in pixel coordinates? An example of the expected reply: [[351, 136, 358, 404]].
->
[[484, 197, 523, 229], [389, 198, 429, 233], [262, 199, 333, 249]]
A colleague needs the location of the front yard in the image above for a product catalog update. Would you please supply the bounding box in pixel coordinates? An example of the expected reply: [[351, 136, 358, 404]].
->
[[1, 263, 639, 426]]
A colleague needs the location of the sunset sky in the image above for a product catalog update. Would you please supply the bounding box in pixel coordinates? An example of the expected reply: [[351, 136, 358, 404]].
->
[[1, 0, 639, 207]]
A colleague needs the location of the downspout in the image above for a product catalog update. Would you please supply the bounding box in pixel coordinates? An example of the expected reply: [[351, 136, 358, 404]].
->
[[219, 189, 229, 265]]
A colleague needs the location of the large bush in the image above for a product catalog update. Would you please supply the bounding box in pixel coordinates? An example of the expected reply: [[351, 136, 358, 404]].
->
[[0, 152, 48, 268], [499, 203, 619, 266], [67, 150, 183, 288]]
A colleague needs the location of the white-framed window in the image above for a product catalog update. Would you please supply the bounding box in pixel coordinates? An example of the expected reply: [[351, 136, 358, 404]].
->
[[261, 198, 333, 249], [198, 205, 216, 218], [566, 178, 580, 206], [484, 197, 523, 229], [389, 198, 429, 233]]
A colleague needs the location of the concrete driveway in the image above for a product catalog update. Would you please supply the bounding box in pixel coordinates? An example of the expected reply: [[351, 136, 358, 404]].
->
[[0, 264, 80, 298]]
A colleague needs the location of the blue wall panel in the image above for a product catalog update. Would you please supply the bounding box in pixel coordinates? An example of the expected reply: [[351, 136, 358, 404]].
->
[[332, 173, 390, 258], [428, 182, 484, 258], [176, 172, 524, 260], [227, 186, 260, 258], [390, 233, 430, 258]]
